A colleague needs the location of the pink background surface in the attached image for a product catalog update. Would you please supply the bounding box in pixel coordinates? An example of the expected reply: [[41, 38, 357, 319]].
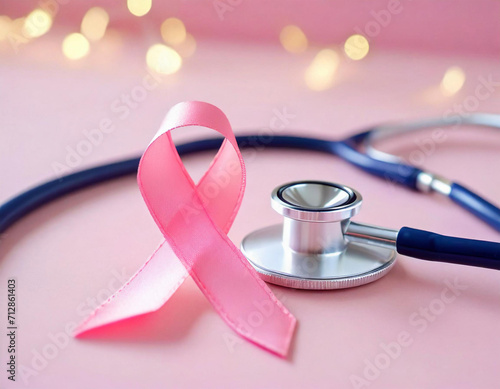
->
[[1, 2, 500, 389]]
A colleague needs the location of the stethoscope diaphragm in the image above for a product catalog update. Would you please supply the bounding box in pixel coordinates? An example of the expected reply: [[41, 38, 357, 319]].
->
[[241, 181, 397, 290]]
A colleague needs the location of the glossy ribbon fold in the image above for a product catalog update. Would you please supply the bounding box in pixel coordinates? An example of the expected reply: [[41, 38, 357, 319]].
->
[[75, 101, 296, 357]]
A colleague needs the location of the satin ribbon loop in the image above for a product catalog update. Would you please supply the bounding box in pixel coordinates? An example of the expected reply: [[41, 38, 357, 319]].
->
[[75, 101, 296, 357]]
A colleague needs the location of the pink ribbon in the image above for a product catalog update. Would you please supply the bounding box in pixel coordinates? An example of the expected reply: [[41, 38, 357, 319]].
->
[[75, 101, 296, 356]]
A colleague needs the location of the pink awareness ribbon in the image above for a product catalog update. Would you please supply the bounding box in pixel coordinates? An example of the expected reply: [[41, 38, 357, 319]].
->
[[75, 101, 296, 357]]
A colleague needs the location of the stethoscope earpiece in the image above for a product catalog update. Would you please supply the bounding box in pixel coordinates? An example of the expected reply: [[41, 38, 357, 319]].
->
[[241, 181, 397, 290]]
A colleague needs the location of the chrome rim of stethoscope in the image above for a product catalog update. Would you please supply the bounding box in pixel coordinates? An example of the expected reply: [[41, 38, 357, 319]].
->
[[241, 181, 397, 290]]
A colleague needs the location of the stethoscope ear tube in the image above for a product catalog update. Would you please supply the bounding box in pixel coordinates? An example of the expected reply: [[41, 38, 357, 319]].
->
[[449, 183, 500, 232], [339, 131, 500, 234], [330, 137, 423, 189], [397, 227, 500, 270]]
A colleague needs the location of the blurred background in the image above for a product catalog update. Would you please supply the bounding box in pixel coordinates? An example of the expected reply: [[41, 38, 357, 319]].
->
[[1, 0, 499, 190]]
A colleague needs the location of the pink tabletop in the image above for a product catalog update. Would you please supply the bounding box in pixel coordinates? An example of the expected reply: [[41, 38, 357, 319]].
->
[[1, 35, 500, 388]]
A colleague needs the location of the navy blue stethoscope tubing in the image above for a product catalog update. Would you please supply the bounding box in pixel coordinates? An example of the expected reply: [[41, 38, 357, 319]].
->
[[0, 134, 415, 235], [1, 133, 500, 271]]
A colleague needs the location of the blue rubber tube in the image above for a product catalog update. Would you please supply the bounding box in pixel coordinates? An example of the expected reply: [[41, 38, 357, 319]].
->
[[397, 227, 500, 270], [449, 183, 500, 232], [330, 138, 422, 188], [0, 136, 326, 234], [3, 133, 414, 234]]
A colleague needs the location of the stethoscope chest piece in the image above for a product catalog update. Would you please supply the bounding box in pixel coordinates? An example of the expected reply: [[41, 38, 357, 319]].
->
[[241, 181, 397, 290]]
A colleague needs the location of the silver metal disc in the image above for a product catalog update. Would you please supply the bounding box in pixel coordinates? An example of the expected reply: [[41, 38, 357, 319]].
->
[[241, 224, 397, 290]]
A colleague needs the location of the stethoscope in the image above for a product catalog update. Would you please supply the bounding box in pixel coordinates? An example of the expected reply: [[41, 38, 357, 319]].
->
[[1, 113, 499, 290]]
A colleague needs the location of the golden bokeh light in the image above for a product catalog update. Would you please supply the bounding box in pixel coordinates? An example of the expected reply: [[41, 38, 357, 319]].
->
[[176, 33, 196, 58], [62, 33, 90, 60], [0, 16, 11, 41], [440, 66, 466, 96], [280, 25, 308, 54], [305, 49, 339, 91], [81, 7, 109, 41], [146, 43, 182, 74], [161, 17, 186, 46], [344, 34, 369, 61], [127, 0, 152, 17], [22, 9, 52, 38]]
